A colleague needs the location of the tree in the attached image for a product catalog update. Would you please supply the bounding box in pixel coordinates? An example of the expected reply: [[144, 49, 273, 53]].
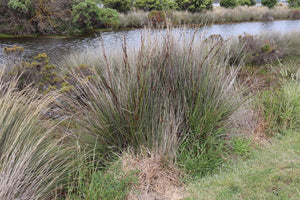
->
[[102, 0, 131, 13], [175, 0, 212, 12], [238, 0, 256, 6], [72, 0, 119, 30], [288, 0, 300, 8], [261, 0, 277, 8], [4, 0, 74, 34], [220, 0, 237, 7], [134, 0, 178, 11]]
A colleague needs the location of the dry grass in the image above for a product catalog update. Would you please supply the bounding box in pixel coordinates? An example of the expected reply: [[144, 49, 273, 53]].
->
[[119, 11, 149, 28], [0, 75, 75, 199], [118, 6, 298, 29], [172, 6, 298, 26], [121, 152, 185, 200]]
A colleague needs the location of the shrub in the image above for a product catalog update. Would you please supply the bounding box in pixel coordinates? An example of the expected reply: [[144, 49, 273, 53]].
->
[[148, 10, 166, 26], [288, 0, 300, 8], [238, 0, 256, 6], [220, 0, 238, 8], [72, 0, 119, 30], [175, 0, 213, 12], [102, 0, 131, 13], [134, 0, 176, 11], [6, 53, 62, 93], [237, 34, 283, 65], [261, 0, 277, 8], [8, 0, 32, 12], [97, 8, 120, 28]]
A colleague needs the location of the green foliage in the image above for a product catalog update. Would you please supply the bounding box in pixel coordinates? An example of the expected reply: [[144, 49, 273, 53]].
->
[[65, 160, 138, 200], [188, 133, 300, 199], [288, 0, 300, 8], [178, 138, 226, 178], [261, 0, 277, 8], [7, 53, 62, 93], [98, 8, 120, 28], [238, 0, 256, 6], [259, 81, 300, 135], [8, 0, 32, 12], [148, 10, 166, 25], [134, 0, 175, 11], [232, 137, 251, 156], [72, 0, 119, 30], [237, 34, 283, 65], [102, 0, 131, 13], [220, 0, 238, 8], [72, 0, 103, 30], [175, 0, 213, 12]]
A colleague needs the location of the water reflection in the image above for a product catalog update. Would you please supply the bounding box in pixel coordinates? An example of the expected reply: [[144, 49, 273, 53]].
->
[[1, 19, 300, 63]]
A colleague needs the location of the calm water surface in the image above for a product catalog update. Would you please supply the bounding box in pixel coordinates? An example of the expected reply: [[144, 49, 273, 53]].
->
[[1, 20, 300, 63]]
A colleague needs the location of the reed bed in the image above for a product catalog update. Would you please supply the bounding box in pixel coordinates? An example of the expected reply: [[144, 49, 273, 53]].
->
[[120, 6, 300, 28]]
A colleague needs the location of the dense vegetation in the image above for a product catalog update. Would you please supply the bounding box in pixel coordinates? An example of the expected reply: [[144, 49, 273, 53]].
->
[[1, 29, 299, 199], [1, 0, 300, 35]]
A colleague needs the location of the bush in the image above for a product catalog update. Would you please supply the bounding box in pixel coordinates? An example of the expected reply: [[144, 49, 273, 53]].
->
[[148, 10, 166, 26], [261, 0, 277, 8], [98, 8, 120, 28], [102, 0, 131, 13], [237, 34, 283, 65], [175, 0, 213, 12], [288, 0, 300, 8], [5, 53, 62, 93], [220, 0, 238, 8], [72, 0, 119, 30], [8, 0, 32, 12], [134, 0, 176, 11], [60, 29, 246, 175], [238, 0, 256, 6]]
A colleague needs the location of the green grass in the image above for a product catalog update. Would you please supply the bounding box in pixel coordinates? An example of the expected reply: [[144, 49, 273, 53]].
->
[[1, 29, 300, 199], [59, 29, 246, 169], [186, 131, 300, 200], [64, 159, 138, 200]]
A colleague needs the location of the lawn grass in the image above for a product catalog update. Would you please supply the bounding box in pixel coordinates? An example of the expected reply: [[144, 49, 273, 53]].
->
[[186, 131, 300, 200]]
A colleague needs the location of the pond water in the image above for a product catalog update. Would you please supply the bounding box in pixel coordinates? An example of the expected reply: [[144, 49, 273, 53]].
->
[[1, 19, 300, 64]]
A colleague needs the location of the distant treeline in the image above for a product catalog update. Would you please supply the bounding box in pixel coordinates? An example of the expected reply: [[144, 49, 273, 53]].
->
[[0, 0, 299, 35]]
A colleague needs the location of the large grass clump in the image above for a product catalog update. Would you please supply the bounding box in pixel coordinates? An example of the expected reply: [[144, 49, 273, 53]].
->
[[0, 77, 75, 199], [60, 29, 247, 176]]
